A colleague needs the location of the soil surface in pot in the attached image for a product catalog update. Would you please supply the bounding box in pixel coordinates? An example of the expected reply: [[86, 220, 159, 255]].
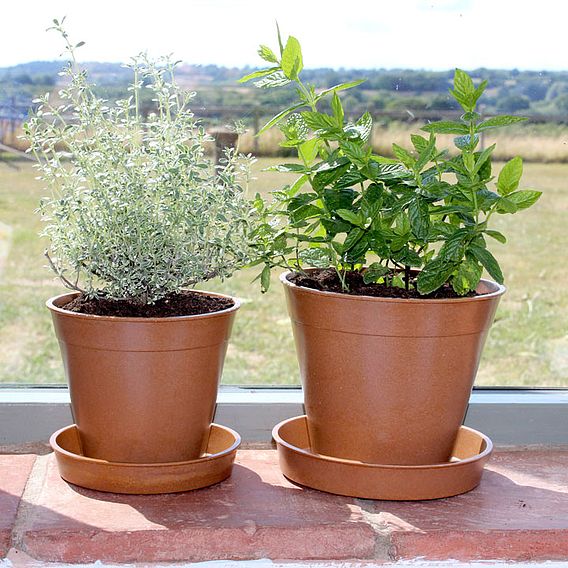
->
[[289, 268, 477, 300], [62, 290, 234, 317]]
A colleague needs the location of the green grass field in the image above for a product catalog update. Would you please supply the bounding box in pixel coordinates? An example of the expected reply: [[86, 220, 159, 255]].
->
[[0, 158, 566, 387]]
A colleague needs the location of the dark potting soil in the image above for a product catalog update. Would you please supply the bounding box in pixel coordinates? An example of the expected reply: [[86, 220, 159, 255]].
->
[[63, 290, 234, 317], [289, 268, 478, 300]]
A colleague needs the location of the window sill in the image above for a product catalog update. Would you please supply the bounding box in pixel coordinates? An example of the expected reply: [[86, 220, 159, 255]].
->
[[1, 387, 567, 446]]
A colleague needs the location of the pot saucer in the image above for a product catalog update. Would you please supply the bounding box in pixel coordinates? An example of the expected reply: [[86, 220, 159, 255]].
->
[[272, 415, 493, 501], [51, 423, 241, 494]]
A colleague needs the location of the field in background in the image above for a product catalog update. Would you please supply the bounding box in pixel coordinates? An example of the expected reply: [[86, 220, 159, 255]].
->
[[0, 159, 566, 387], [238, 121, 568, 163]]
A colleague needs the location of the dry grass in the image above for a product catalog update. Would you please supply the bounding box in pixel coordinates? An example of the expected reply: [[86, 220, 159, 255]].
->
[[237, 121, 568, 164]]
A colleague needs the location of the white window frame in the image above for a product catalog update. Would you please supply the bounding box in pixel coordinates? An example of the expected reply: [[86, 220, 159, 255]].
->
[[1, 386, 567, 446]]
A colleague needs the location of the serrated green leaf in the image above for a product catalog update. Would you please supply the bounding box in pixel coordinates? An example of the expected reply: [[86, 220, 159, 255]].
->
[[495, 196, 518, 214], [485, 229, 507, 244], [298, 138, 320, 164], [281, 36, 303, 80], [336, 208, 363, 227], [258, 45, 278, 63], [331, 92, 344, 127], [497, 156, 523, 196], [343, 227, 364, 250], [473, 144, 496, 175], [477, 115, 527, 132], [316, 80, 366, 99], [321, 217, 352, 235], [258, 102, 304, 135], [469, 243, 504, 283], [408, 198, 430, 240], [266, 163, 308, 173], [254, 70, 291, 88], [392, 143, 415, 168], [363, 263, 390, 284], [415, 133, 436, 172], [454, 134, 479, 151], [344, 234, 369, 262], [472, 79, 488, 107], [454, 69, 475, 97], [323, 187, 356, 211], [289, 204, 323, 223], [507, 189, 542, 210], [417, 258, 456, 295], [239, 66, 280, 83], [312, 162, 350, 191], [351, 112, 373, 142], [452, 256, 483, 295], [411, 134, 429, 153], [421, 120, 469, 135], [301, 111, 338, 131], [285, 174, 309, 197]]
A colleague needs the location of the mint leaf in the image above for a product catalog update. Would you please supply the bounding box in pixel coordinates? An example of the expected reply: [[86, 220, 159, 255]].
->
[[336, 208, 363, 227], [331, 92, 344, 127], [301, 111, 338, 131], [257, 102, 304, 135], [363, 262, 390, 284], [254, 70, 291, 88], [239, 67, 280, 83], [485, 230, 507, 244], [497, 156, 523, 196], [281, 36, 303, 80], [417, 258, 456, 294], [469, 243, 504, 284], [507, 189, 542, 210], [408, 198, 430, 240], [258, 45, 278, 63], [392, 143, 415, 169], [421, 121, 469, 135], [452, 256, 483, 295], [477, 115, 527, 132]]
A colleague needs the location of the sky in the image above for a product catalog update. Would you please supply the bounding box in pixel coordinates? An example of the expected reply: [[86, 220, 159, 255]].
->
[[1, 0, 567, 71]]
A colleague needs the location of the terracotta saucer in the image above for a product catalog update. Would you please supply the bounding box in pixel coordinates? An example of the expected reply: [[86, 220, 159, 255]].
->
[[50, 423, 241, 494], [273, 415, 493, 500]]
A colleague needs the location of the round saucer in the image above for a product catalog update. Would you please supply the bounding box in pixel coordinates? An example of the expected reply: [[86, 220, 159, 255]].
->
[[51, 423, 241, 494], [273, 415, 493, 500]]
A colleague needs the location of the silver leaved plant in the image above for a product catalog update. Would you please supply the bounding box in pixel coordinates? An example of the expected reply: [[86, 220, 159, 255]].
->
[[25, 20, 257, 304]]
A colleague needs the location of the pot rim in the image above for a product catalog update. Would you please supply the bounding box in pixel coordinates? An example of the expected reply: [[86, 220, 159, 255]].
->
[[46, 289, 241, 322], [50, 423, 242, 467], [280, 269, 506, 304]]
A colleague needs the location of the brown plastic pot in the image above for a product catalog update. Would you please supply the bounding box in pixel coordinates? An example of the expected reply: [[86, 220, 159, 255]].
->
[[281, 271, 505, 466], [47, 291, 239, 464]]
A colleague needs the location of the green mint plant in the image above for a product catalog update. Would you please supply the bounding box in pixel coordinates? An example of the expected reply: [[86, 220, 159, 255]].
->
[[243, 29, 541, 296], [25, 20, 257, 304]]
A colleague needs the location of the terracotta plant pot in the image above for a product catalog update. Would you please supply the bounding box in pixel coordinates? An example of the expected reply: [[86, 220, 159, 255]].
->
[[47, 291, 239, 464], [281, 271, 505, 466]]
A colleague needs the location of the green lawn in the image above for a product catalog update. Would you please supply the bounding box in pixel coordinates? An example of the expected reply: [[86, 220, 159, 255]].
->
[[0, 158, 566, 386]]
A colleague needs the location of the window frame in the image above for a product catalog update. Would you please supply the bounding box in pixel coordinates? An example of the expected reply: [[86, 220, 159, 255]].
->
[[1, 386, 567, 446]]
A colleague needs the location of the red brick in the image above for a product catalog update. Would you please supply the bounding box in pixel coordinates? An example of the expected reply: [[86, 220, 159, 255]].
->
[[0, 455, 36, 557], [21, 450, 377, 563], [365, 449, 568, 561]]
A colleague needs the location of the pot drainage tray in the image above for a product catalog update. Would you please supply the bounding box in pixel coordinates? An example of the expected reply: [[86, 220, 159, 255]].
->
[[273, 415, 493, 501], [51, 423, 241, 494]]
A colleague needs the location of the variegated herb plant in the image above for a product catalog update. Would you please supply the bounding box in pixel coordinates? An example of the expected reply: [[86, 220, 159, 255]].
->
[[243, 29, 541, 296], [25, 20, 258, 304]]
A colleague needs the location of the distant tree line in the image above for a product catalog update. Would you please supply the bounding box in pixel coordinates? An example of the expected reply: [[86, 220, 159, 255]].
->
[[1, 60, 567, 118]]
